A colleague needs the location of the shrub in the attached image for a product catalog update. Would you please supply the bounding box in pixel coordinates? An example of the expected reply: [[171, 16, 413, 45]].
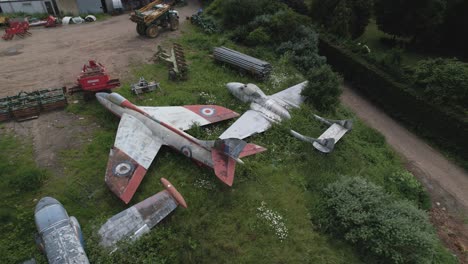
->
[[412, 58, 468, 107], [277, 26, 326, 73], [317, 177, 443, 264], [301, 64, 342, 112], [246, 27, 271, 45], [247, 9, 310, 44], [384, 170, 431, 210], [190, 13, 219, 34]]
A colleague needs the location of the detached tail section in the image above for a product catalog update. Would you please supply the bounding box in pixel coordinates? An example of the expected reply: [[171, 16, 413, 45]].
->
[[211, 138, 266, 186]]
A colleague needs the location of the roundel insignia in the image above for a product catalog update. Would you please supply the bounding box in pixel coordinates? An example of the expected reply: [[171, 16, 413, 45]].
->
[[200, 107, 216, 117], [113, 161, 134, 177], [180, 146, 192, 158]]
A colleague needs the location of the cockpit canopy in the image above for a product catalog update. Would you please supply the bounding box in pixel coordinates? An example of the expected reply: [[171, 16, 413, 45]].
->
[[240, 84, 265, 98]]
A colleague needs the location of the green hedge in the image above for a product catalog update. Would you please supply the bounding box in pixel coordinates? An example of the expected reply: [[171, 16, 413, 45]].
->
[[318, 37, 468, 162]]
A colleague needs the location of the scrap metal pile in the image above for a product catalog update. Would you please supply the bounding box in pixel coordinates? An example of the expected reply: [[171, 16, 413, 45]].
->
[[213, 47, 272, 80], [154, 43, 188, 81], [131, 77, 160, 95], [0, 88, 67, 122], [2, 21, 31, 40]]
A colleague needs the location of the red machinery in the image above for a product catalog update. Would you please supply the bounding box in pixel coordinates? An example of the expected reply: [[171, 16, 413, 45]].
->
[[44, 16, 59, 28], [2, 21, 31, 40], [67, 60, 121, 99]]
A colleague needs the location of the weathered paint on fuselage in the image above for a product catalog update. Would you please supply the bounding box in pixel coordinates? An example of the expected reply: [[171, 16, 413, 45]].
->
[[35, 197, 89, 264], [99, 97, 215, 168], [227, 83, 292, 123]]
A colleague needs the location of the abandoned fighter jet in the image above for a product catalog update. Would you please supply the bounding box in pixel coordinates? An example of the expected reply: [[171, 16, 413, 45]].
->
[[219, 82, 352, 153], [96, 92, 266, 203], [34, 197, 90, 264], [99, 178, 186, 248]]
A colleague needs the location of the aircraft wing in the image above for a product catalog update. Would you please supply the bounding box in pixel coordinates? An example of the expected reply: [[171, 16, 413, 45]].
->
[[270, 81, 307, 108], [313, 123, 351, 153], [140, 105, 239, 131], [219, 110, 272, 139], [105, 113, 162, 204]]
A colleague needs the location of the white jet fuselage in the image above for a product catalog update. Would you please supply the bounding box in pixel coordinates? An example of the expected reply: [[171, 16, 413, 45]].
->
[[98, 95, 214, 168]]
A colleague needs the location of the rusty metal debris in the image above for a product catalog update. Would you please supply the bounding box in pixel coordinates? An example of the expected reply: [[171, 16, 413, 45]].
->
[[131, 77, 160, 95], [0, 88, 67, 122], [153, 43, 188, 81], [213, 47, 272, 80]]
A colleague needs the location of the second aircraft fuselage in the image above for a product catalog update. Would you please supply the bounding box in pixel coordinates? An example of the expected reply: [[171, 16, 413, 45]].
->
[[226, 82, 292, 122]]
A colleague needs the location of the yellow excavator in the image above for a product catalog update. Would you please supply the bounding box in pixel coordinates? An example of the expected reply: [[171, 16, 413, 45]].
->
[[130, 0, 180, 38]]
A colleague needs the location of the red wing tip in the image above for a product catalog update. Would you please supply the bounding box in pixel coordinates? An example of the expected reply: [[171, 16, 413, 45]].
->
[[120, 195, 131, 204], [160, 178, 188, 208]]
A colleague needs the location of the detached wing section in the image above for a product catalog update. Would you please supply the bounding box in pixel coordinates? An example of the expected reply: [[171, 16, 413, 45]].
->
[[140, 105, 239, 131], [219, 110, 272, 139], [270, 81, 307, 108], [105, 113, 162, 204]]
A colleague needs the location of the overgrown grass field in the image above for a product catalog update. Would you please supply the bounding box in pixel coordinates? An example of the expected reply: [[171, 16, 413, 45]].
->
[[0, 26, 452, 263]]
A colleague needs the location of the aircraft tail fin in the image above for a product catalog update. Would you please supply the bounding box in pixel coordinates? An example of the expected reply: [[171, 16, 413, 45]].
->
[[211, 138, 266, 186]]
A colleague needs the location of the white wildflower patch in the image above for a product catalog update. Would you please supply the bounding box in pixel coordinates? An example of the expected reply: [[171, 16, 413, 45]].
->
[[256, 201, 288, 241], [193, 178, 215, 190], [269, 71, 288, 91], [199, 91, 217, 104], [203, 125, 223, 137]]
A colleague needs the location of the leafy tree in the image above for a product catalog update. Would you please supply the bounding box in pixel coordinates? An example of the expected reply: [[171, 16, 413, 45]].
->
[[440, 0, 468, 57], [412, 58, 468, 107], [219, 0, 283, 29], [317, 177, 444, 264], [312, 0, 373, 39], [247, 9, 310, 44], [374, 0, 446, 44], [280, 0, 309, 14], [301, 64, 342, 112]]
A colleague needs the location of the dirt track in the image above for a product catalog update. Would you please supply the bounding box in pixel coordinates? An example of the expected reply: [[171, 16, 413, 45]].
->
[[0, 1, 199, 96], [341, 85, 468, 214], [341, 85, 468, 261]]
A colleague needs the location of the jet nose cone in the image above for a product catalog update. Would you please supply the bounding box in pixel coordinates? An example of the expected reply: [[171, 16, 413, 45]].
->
[[226, 82, 244, 94], [35, 197, 61, 213], [95, 92, 108, 101]]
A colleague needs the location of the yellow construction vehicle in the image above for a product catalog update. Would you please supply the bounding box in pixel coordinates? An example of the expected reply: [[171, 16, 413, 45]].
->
[[130, 0, 179, 38]]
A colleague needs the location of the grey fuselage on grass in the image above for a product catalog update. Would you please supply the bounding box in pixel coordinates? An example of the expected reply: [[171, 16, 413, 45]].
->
[[34, 197, 89, 264], [219, 82, 307, 139], [220, 82, 353, 153]]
